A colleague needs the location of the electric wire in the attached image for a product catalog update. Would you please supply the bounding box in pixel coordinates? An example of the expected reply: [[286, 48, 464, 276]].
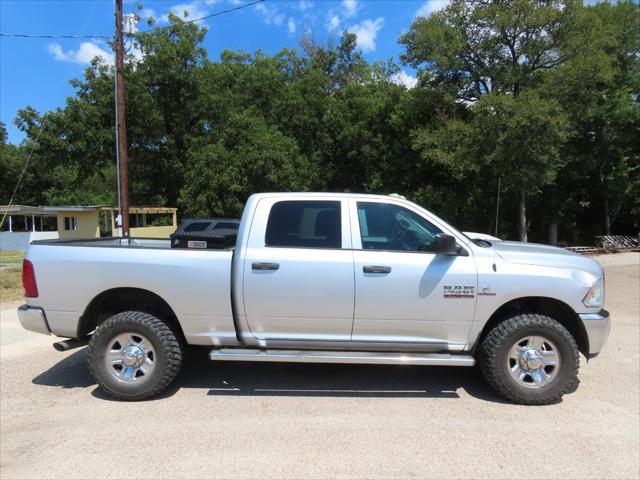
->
[[0, 117, 47, 229], [0, 0, 266, 227], [0, 0, 266, 40], [132, 0, 266, 35], [0, 33, 111, 39]]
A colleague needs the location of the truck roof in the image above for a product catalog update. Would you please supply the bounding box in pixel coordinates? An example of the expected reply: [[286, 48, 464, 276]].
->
[[248, 192, 407, 201]]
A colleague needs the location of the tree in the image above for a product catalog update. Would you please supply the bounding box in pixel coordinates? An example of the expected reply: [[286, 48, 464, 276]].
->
[[1, 119, 61, 207], [179, 109, 311, 217], [547, 1, 640, 239], [132, 14, 208, 206], [401, 0, 590, 240], [4, 4, 637, 245]]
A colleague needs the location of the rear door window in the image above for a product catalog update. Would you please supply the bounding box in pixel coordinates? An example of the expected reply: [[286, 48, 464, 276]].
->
[[265, 201, 342, 249]]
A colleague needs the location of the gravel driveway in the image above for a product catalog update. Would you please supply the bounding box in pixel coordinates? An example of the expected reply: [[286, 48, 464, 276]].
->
[[1, 253, 638, 479]]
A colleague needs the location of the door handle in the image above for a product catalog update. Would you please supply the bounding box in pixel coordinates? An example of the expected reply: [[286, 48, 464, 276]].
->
[[363, 265, 392, 274], [252, 262, 280, 271]]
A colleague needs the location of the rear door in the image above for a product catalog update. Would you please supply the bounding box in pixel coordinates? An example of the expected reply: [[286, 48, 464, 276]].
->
[[350, 199, 477, 350], [242, 197, 355, 343]]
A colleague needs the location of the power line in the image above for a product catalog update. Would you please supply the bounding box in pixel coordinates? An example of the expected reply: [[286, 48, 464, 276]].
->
[[0, 33, 111, 39], [131, 0, 266, 35], [1, 0, 106, 39], [0, 117, 47, 230], [0, 0, 266, 40]]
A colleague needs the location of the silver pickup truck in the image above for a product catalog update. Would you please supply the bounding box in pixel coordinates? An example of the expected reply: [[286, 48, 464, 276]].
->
[[18, 193, 610, 404]]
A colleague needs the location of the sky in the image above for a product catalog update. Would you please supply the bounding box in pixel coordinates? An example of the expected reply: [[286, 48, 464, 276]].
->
[[0, 0, 450, 145]]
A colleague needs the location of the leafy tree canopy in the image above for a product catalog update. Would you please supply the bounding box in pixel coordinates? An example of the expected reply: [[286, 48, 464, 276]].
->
[[1, 1, 638, 243]]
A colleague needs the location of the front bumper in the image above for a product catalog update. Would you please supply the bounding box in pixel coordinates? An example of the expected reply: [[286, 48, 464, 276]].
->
[[17, 305, 51, 335], [579, 309, 610, 356]]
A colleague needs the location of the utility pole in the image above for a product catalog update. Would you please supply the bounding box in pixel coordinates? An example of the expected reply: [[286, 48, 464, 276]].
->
[[115, 0, 129, 236]]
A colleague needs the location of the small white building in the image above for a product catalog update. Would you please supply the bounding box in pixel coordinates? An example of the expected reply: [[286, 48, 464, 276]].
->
[[0, 205, 60, 250], [1, 205, 177, 251]]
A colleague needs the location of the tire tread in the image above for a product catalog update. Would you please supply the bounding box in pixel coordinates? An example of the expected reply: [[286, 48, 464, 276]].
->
[[480, 313, 580, 405], [87, 311, 183, 401]]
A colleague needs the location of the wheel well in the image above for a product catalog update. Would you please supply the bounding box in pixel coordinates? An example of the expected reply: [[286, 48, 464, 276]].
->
[[78, 288, 185, 341], [474, 297, 589, 356]]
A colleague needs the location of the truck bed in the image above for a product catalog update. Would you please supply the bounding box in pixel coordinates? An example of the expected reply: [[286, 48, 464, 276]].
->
[[26, 238, 238, 345]]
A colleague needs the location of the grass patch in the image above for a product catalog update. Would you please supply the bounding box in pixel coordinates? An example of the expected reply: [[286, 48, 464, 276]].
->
[[0, 267, 23, 302], [0, 250, 24, 264]]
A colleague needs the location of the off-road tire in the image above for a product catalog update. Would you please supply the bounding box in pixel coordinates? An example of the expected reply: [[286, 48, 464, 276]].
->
[[480, 314, 580, 405], [88, 311, 183, 401]]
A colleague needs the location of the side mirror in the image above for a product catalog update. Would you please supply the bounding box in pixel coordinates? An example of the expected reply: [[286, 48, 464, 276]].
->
[[432, 233, 458, 255]]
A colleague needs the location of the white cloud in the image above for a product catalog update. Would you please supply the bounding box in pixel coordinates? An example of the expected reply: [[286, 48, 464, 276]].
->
[[391, 70, 418, 89], [203, 0, 218, 4], [255, 3, 285, 26], [327, 0, 361, 32], [48, 42, 114, 65], [297, 0, 313, 10], [288, 17, 296, 34], [342, 0, 358, 18], [348, 17, 384, 53], [416, 0, 450, 18], [328, 15, 340, 31], [160, 2, 210, 23]]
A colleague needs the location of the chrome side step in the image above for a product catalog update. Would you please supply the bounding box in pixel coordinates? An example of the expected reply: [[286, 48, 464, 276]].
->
[[209, 349, 475, 367]]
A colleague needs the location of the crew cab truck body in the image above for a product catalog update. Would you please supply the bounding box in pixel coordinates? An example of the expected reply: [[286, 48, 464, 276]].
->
[[18, 193, 610, 404]]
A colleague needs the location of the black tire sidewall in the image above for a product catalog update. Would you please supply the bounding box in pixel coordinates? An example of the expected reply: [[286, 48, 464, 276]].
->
[[88, 311, 181, 400], [480, 314, 580, 404], [494, 325, 577, 402]]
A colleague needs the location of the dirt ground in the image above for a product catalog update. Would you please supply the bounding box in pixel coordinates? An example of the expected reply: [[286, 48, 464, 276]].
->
[[0, 253, 638, 480]]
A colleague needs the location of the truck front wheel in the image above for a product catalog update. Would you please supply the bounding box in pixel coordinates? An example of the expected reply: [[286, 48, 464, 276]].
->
[[480, 314, 580, 405], [87, 311, 183, 401]]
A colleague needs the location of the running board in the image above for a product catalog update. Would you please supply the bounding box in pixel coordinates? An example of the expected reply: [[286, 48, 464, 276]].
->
[[209, 349, 475, 366]]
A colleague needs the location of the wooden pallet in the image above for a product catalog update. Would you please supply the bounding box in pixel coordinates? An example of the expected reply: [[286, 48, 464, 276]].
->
[[565, 246, 601, 255], [595, 235, 640, 251]]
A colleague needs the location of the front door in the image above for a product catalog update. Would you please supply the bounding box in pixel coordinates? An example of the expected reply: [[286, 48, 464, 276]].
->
[[351, 200, 477, 350], [242, 198, 355, 343]]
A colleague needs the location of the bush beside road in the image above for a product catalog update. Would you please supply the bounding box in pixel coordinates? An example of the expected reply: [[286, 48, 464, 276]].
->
[[0, 253, 638, 479]]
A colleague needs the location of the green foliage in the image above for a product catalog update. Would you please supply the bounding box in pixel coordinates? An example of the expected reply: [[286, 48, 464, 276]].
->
[[180, 109, 312, 217], [401, 0, 639, 240], [400, 0, 589, 98], [1, 1, 638, 243]]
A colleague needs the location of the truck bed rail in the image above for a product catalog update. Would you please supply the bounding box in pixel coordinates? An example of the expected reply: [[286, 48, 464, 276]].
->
[[30, 237, 234, 250]]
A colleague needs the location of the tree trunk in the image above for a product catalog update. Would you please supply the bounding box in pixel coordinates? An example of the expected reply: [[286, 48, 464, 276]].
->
[[604, 196, 611, 236], [519, 190, 528, 242], [548, 222, 558, 246]]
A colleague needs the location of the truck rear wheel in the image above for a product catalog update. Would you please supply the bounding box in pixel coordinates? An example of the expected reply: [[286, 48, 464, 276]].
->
[[87, 311, 183, 401], [479, 314, 579, 405]]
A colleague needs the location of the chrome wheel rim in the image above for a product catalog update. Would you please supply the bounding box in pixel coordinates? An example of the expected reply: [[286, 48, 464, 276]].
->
[[104, 332, 155, 384], [508, 335, 560, 388]]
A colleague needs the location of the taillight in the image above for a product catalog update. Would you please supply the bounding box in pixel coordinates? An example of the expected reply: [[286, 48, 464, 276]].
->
[[22, 259, 38, 298]]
